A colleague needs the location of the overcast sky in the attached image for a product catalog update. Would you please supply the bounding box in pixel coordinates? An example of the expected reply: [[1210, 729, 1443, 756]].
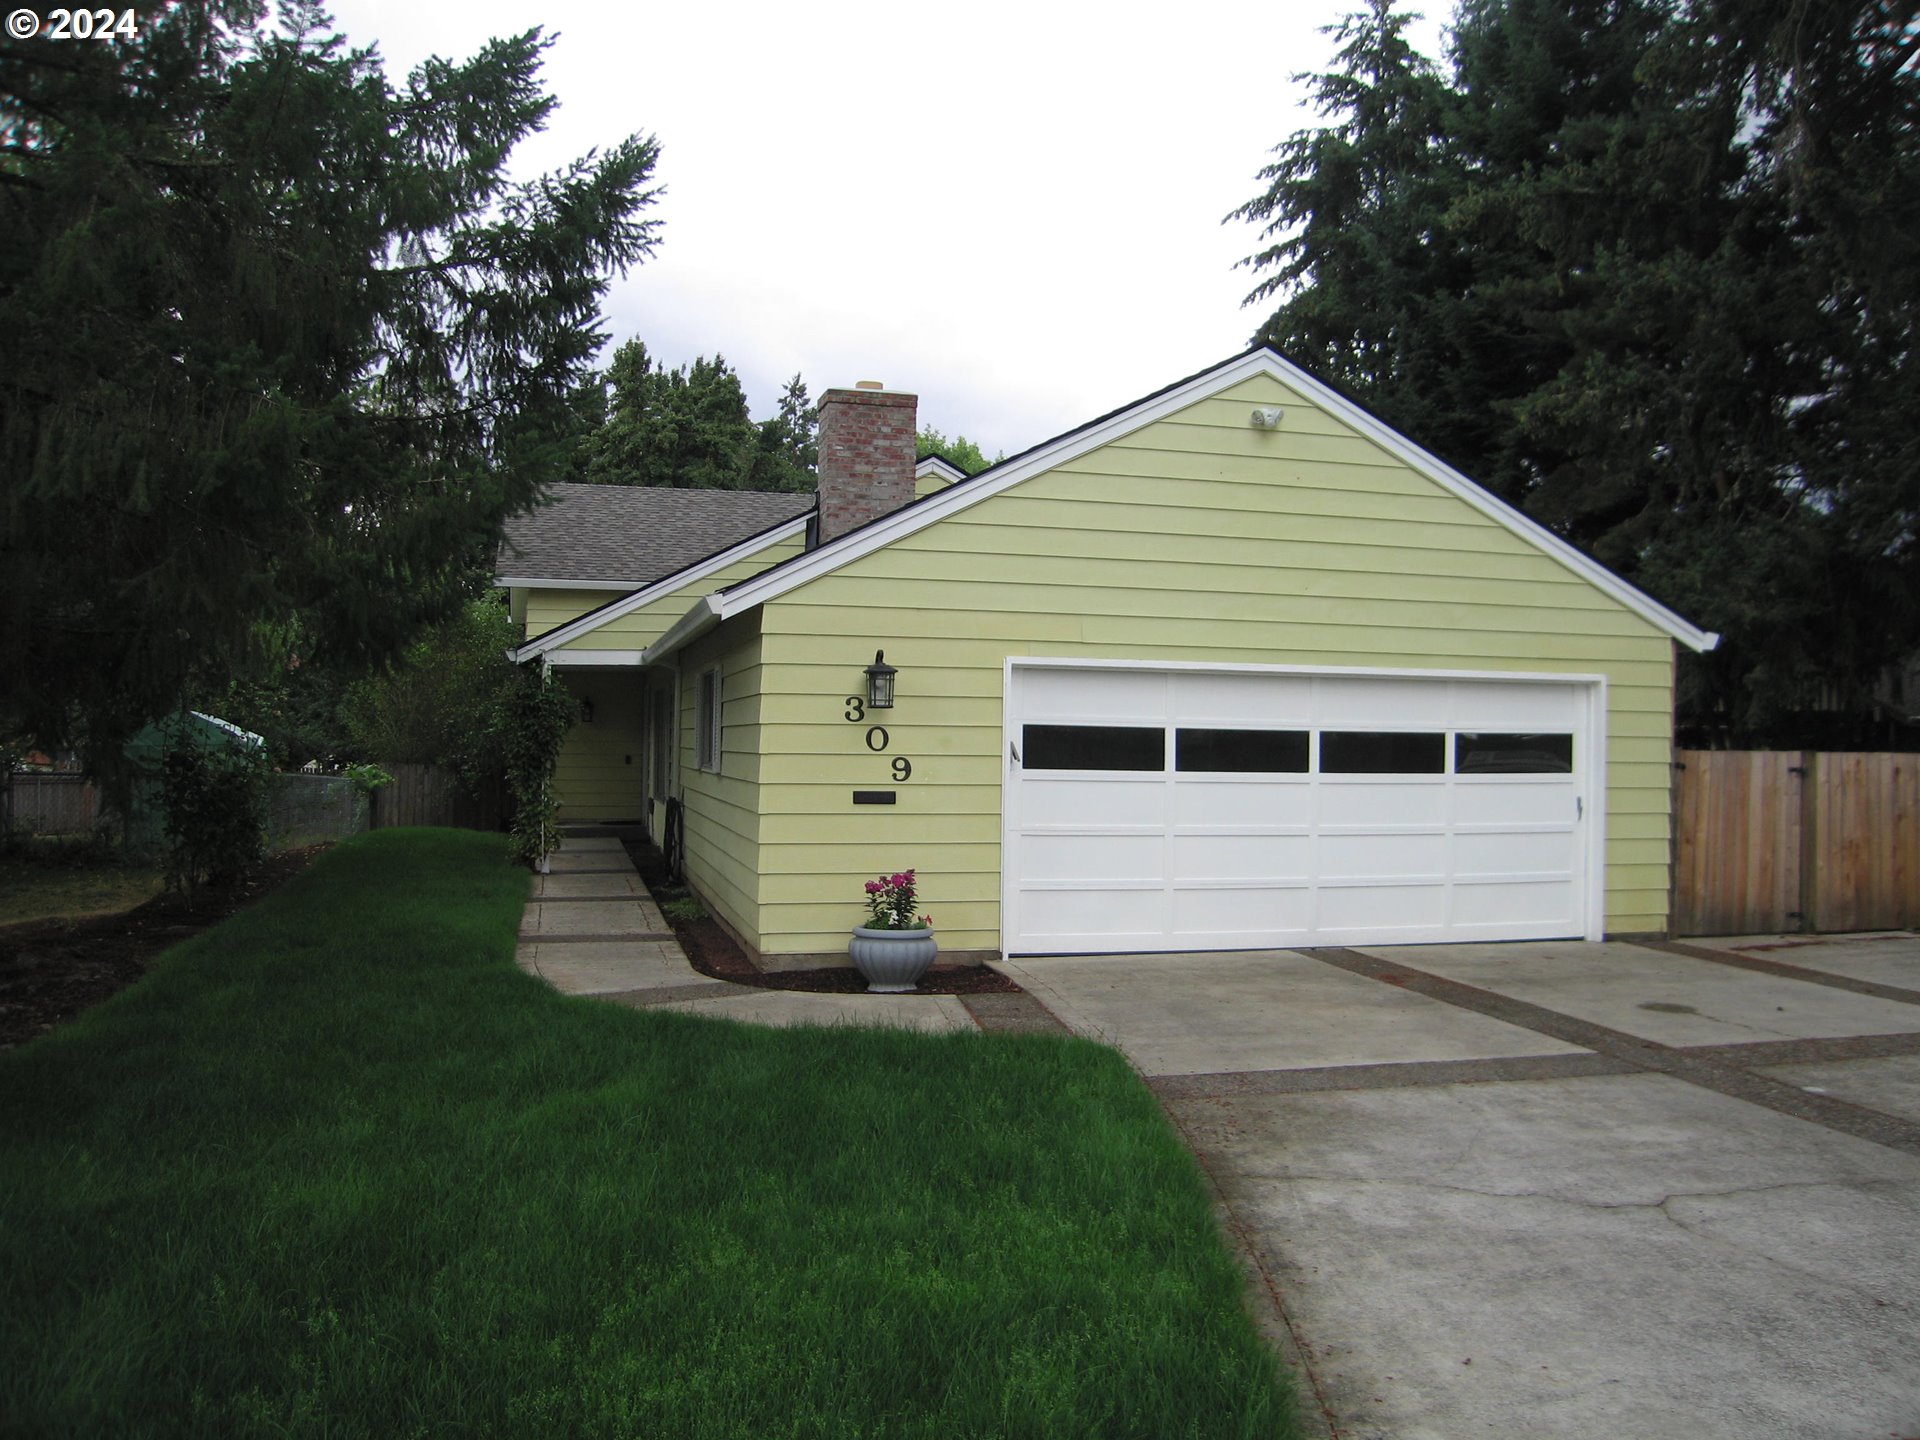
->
[[324, 0, 1449, 460]]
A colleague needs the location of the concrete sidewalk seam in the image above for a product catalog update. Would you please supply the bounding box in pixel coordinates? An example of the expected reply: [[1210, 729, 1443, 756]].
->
[[598, 981, 743, 1007], [516, 931, 677, 944]]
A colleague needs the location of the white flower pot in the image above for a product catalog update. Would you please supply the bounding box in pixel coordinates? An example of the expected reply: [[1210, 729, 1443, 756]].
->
[[849, 925, 937, 993]]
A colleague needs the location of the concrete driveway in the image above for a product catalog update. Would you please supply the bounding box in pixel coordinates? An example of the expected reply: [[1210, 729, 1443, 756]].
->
[[998, 933, 1920, 1440]]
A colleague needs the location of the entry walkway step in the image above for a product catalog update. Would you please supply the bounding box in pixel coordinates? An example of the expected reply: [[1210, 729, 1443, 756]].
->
[[517, 835, 976, 1034]]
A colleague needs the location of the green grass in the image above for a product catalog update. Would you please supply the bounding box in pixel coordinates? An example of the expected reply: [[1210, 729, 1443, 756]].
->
[[0, 828, 1299, 1439], [0, 847, 164, 927]]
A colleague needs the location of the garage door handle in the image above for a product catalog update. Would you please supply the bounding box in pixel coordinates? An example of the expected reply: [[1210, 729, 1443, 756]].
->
[[1576, 796, 1583, 820], [1009, 741, 1021, 766]]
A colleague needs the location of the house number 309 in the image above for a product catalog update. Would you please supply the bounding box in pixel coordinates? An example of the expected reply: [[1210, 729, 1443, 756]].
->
[[844, 696, 912, 784]]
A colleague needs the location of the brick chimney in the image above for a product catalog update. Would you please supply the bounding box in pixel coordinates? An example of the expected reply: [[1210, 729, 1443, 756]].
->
[[815, 381, 917, 544]]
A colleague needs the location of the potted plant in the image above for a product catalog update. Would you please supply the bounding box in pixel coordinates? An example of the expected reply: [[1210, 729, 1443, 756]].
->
[[850, 869, 936, 993]]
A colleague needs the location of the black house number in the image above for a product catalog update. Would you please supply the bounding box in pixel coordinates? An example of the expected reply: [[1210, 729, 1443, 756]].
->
[[846, 695, 912, 784]]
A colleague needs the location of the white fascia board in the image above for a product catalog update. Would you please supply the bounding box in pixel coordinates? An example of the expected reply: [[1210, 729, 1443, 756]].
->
[[496, 577, 646, 591], [709, 350, 1719, 654], [514, 516, 808, 662], [642, 596, 722, 665], [541, 649, 647, 666], [915, 454, 967, 483]]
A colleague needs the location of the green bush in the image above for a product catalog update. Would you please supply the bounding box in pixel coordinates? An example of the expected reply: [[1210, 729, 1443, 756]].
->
[[160, 728, 269, 900]]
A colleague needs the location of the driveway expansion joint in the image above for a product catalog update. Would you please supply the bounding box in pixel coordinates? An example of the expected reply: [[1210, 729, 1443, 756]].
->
[[1150, 1052, 1637, 1100], [1631, 937, 1920, 1009], [1296, 946, 1920, 1158]]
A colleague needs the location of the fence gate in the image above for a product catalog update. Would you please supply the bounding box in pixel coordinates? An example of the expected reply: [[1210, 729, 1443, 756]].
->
[[1673, 751, 1920, 935]]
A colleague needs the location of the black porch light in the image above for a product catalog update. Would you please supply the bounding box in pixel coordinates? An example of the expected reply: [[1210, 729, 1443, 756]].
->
[[865, 650, 898, 710]]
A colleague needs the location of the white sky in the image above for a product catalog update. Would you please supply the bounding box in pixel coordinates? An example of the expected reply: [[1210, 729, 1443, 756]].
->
[[324, 0, 1449, 460]]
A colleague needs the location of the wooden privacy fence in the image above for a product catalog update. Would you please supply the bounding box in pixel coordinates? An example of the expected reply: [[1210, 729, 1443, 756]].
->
[[1673, 751, 1919, 935], [1, 774, 101, 837], [370, 764, 507, 832]]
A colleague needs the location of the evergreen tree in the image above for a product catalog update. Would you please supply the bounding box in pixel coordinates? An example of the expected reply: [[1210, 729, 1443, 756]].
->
[[1, 1, 662, 781], [1233, 0, 1920, 741], [1227, 0, 1465, 454], [750, 373, 819, 492], [579, 343, 818, 492]]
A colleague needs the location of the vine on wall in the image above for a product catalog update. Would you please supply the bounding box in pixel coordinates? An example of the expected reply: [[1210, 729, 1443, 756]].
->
[[502, 663, 577, 868]]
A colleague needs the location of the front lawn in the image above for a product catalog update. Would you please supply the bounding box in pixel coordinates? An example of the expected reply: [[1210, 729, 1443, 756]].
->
[[0, 828, 1298, 1439]]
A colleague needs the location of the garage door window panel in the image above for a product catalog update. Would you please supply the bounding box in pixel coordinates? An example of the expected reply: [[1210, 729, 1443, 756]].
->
[[1455, 732, 1575, 774], [1320, 730, 1447, 774], [1023, 724, 1165, 771], [1176, 728, 1309, 773]]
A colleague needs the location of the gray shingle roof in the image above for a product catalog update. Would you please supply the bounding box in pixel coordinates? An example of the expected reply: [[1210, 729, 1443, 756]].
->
[[496, 484, 814, 586]]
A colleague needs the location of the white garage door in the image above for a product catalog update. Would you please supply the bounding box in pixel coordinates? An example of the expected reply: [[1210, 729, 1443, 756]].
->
[[1004, 664, 1599, 954]]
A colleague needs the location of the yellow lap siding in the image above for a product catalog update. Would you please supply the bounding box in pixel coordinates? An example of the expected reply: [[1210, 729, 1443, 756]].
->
[[676, 613, 766, 951], [552, 672, 647, 822], [736, 373, 1677, 956]]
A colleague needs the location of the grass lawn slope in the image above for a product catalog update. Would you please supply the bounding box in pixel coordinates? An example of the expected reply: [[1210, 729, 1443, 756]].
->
[[0, 828, 1299, 1439]]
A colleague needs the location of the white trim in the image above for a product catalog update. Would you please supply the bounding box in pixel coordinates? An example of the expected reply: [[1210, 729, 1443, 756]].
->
[[694, 665, 722, 773], [999, 657, 1610, 951], [643, 596, 722, 666], [915, 454, 967, 483], [514, 516, 809, 661], [496, 577, 643, 591], [661, 349, 1716, 656], [1007, 654, 1611, 686], [1582, 678, 1609, 942], [999, 657, 1017, 960], [541, 649, 647, 666]]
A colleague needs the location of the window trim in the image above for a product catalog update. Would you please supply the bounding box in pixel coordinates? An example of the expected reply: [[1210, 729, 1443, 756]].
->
[[695, 666, 722, 773]]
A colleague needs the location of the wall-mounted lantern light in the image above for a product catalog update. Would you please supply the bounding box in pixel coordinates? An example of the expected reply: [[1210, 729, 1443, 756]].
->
[[580, 696, 595, 724], [865, 650, 898, 710]]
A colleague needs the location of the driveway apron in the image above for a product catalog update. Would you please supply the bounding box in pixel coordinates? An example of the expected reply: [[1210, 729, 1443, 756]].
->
[[1000, 933, 1920, 1440]]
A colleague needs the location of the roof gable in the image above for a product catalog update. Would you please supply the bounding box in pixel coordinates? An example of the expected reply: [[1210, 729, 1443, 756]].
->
[[648, 349, 1716, 661], [514, 512, 808, 660], [496, 483, 814, 587]]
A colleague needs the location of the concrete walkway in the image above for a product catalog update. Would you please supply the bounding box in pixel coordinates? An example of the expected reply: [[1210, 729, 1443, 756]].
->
[[1000, 932, 1920, 1440], [517, 834, 976, 1034]]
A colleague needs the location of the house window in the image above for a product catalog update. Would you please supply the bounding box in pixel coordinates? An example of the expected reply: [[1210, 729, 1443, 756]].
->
[[651, 690, 672, 793], [695, 667, 721, 773]]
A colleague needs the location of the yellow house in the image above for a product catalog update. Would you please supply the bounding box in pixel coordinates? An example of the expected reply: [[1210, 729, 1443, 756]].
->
[[501, 349, 1717, 968]]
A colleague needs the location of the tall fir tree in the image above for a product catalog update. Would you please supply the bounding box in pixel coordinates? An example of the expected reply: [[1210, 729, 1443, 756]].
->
[[750, 374, 820, 492], [1233, 0, 1919, 742], [578, 344, 818, 492], [1, 0, 662, 780]]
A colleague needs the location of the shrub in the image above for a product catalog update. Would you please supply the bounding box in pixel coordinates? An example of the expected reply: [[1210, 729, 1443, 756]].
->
[[160, 728, 269, 901]]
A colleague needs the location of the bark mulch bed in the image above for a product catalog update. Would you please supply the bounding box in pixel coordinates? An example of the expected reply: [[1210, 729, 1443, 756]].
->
[[0, 846, 327, 1051], [621, 837, 1021, 997]]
